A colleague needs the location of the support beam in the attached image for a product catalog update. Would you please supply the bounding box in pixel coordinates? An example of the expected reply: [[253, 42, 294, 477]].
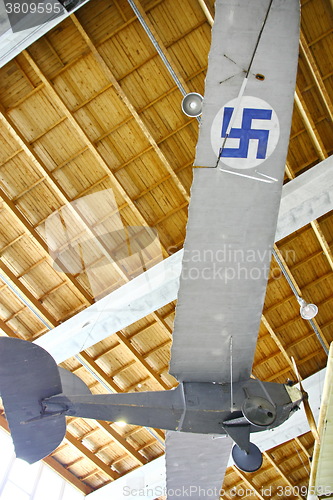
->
[[20, 50, 171, 259], [275, 155, 333, 241], [299, 31, 333, 122], [0, 188, 93, 304], [231, 466, 265, 500], [68, 16, 190, 204], [128, 0, 189, 94], [262, 451, 303, 500], [65, 432, 120, 481], [294, 87, 327, 161], [94, 421, 147, 465], [116, 331, 171, 390], [261, 315, 295, 372], [0, 260, 58, 327]]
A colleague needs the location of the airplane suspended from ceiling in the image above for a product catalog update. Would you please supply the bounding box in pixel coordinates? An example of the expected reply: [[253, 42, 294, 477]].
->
[[0, 0, 304, 498]]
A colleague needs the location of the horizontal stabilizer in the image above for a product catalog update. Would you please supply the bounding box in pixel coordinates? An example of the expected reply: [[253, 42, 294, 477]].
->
[[0, 337, 66, 463]]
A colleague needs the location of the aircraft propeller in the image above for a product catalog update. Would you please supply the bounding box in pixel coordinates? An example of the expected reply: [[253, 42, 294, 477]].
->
[[291, 357, 320, 444]]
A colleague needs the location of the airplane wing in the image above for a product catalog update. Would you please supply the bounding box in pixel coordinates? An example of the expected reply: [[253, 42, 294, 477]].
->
[[165, 431, 233, 499], [170, 0, 300, 383]]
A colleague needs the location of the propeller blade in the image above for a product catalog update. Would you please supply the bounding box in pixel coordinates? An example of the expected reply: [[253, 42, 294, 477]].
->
[[291, 357, 320, 444], [303, 394, 321, 444]]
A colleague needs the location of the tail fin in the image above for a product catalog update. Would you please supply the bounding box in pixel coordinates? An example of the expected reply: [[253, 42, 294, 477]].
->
[[0, 337, 66, 463]]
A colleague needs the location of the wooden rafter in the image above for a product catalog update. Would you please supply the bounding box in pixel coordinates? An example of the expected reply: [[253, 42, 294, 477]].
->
[[299, 30, 333, 121], [273, 245, 330, 351], [69, 15, 190, 203], [20, 51, 173, 259], [294, 87, 327, 161], [94, 420, 147, 465], [116, 331, 172, 390], [0, 259, 58, 327], [231, 466, 265, 500], [0, 187, 93, 304], [197, 0, 214, 26], [261, 314, 295, 373], [128, 0, 190, 92], [65, 431, 120, 480], [263, 451, 303, 500]]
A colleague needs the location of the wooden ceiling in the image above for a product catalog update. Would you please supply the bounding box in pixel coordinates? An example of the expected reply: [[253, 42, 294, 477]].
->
[[0, 0, 332, 497]]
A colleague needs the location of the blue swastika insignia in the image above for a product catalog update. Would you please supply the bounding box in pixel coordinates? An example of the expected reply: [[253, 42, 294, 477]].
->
[[220, 107, 273, 159]]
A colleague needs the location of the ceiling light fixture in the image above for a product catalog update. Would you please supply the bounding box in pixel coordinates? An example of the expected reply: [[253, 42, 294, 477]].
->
[[297, 297, 318, 320], [115, 421, 127, 427], [181, 92, 203, 117]]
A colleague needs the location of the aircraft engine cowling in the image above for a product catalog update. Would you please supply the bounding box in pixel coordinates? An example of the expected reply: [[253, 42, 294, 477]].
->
[[241, 396, 277, 427]]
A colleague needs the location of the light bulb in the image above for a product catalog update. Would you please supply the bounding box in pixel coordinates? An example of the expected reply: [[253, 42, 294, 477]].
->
[[298, 297, 318, 320]]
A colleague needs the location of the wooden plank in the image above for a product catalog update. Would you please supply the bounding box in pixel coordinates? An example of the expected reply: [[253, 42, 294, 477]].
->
[[263, 451, 303, 500], [300, 30, 333, 122], [294, 87, 327, 161], [0, 260, 58, 327], [65, 432, 120, 480], [22, 49, 171, 260], [95, 421, 147, 465], [0, 189, 93, 305], [231, 466, 265, 500], [116, 331, 170, 390], [69, 16, 190, 203], [261, 315, 295, 372]]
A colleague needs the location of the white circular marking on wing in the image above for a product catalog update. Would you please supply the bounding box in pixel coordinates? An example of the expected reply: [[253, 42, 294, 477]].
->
[[211, 96, 280, 170]]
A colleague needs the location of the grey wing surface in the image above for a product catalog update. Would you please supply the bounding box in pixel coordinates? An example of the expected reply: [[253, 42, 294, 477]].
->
[[170, 0, 300, 383], [165, 431, 233, 500]]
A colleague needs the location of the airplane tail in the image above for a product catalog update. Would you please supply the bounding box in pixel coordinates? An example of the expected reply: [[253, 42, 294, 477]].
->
[[0, 337, 89, 463]]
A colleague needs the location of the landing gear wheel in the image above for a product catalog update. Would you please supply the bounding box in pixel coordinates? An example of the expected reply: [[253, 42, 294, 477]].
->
[[232, 442, 263, 472]]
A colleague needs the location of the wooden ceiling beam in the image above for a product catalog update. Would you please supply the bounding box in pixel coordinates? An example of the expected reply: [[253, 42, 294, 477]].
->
[[0, 317, 19, 337], [0, 233, 25, 253], [0, 412, 92, 495], [231, 466, 265, 500], [310, 220, 333, 271], [300, 30, 333, 121], [0, 260, 58, 327], [260, 309, 333, 352], [116, 331, 172, 390], [77, 352, 124, 393], [265, 347, 324, 382], [0, 189, 93, 304], [263, 451, 303, 500], [293, 436, 312, 460], [197, 0, 214, 26], [294, 87, 327, 161], [22, 50, 172, 261], [261, 314, 295, 373], [95, 64, 206, 146], [128, 0, 189, 93], [95, 420, 147, 465], [0, 101, 134, 288], [69, 15, 190, 204], [273, 245, 330, 351], [65, 432, 120, 480]]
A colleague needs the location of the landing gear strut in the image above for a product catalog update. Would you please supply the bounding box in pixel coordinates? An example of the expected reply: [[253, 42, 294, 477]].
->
[[232, 442, 263, 473]]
